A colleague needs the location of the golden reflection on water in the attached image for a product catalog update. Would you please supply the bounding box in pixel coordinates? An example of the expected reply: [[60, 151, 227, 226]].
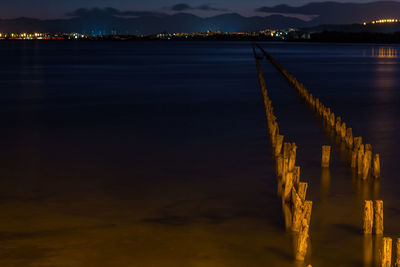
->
[[363, 235, 373, 267], [371, 47, 399, 58], [320, 168, 330, 201]]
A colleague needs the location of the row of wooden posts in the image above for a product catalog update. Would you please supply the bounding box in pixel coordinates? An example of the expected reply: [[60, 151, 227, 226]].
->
[[253, 47, 312, 264], [253, 45, 398, 266], [255, 44, 380, 181]]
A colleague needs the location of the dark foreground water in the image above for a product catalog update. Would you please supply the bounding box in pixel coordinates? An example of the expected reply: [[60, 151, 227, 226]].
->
[[0, 41, 399, 266]]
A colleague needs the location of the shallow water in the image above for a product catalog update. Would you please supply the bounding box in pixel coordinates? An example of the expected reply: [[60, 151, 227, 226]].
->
[[0, 41, 399, 266]]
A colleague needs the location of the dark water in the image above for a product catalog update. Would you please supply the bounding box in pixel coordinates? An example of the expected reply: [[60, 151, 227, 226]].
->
[[0, 41, 399, 266]]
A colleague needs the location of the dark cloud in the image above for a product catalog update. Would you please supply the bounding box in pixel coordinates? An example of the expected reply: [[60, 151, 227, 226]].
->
[[169, 3, 226, 12], [67, 7, 165, 17]]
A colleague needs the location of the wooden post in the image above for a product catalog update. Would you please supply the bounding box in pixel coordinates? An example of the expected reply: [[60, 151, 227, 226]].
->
[[276, 155, 283, 177], [351, 150, 357, 168], [363, 200, 373, 234], [362, 150, 372, 180], [303, 201, 313, 226], [298, 182, 308, 202], [283, 142, 291, 159], [293, 166, 300, 189], [357, 144, 365, 175], [291, 190, 302, 232], [336, 117, 341, 133], [282, 202, 292, 230], [374, 200, 384, 235], [366, 144, 372, 152], [354, 136, 363, 151], [373, 154, 380, 178], [346, 128, 353, 149], [330, 113, 335, 128], [283, 172, 294, 203], [321, 145, 331, 168], [340, 122, 347, 139], [295, 219, 309, 261], [275, 135, 284, 156], [288, 143, 297, 171], [381, 237, 392, 267]]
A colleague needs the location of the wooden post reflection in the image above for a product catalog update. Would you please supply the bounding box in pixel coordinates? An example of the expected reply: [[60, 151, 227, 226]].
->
[[321, 167, 330, 200], [363, 235, 373, 267]]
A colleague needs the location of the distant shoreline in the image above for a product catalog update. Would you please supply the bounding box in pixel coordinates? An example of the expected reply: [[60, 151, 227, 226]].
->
[[2, 32, 400, 44]]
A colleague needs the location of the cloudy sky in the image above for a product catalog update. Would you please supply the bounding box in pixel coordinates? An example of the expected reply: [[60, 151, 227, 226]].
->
[[0, 0, 393, 19]]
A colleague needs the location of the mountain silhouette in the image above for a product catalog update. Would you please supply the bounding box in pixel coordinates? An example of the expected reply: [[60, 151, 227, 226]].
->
[[1, 2, 400, 34]]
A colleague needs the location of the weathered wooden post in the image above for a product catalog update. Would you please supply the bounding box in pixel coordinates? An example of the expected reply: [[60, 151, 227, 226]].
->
[[289, 143, 297, 171], [340, 122, 347, 139], [346, 128, 353, 149], [374, 200, 384, 235], [275, 135, 284, 156], [321, 145, 331, 168], [351, 150, 357, 168], [373, 154, 380, 178], [363, 200, 373, 234], [283, 172, 294, 203], [354, 136, 362, 151], [295, 219, 309, 261], [291, 190, 302, 232], [276, 155, 283, 177], [362, 150, 372, 180], [381, 237, 392, 267], [298, 182, 308, 201], [282, 202, 293, 230], [396, 238, 400, 267], [294, 166, 300, 189], [336, 117, 341, 133], [357, 144, 365, 175]]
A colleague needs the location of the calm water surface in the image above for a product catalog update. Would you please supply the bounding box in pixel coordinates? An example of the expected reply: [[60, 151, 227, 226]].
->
[[0, 41, 399, 266]]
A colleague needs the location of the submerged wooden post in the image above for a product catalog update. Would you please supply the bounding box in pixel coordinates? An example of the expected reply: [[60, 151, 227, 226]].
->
[[357, 144, 365, 175], [354, 136, 363, 151], [351, 150, 357, 168], [283, 172, 294, 203], [295, 219, 309, 261], [336, 116, 341, 133], [346, 128, 353, 149], [340, 122, 347, 139], [275, 135, 284, 156], [373, 154, 380, 178], [298, 182, 308, 202], [363, 200, 373, 234], [293, 166, 300, 189], [291, 190, 302, 232], [288, 143, 297, 171], [381, 237, 392, 267], [276, 155, 283, 177], [362, 150, 372, 180], [321, 145, 331, 168], [374, 200, 384, 235]]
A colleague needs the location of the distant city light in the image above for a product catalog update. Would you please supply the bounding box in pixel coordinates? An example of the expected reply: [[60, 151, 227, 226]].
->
[[363, 19, 399, 26]]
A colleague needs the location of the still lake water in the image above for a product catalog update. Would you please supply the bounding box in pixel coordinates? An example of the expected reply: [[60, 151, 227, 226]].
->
[[0, 41, 399, 266]]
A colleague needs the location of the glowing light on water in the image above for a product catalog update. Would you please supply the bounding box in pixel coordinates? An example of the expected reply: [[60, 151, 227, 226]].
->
[[371, 47, 398, 58]]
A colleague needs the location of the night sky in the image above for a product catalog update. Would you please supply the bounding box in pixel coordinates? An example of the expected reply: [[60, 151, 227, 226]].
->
[[0, 0, 389, 19]]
